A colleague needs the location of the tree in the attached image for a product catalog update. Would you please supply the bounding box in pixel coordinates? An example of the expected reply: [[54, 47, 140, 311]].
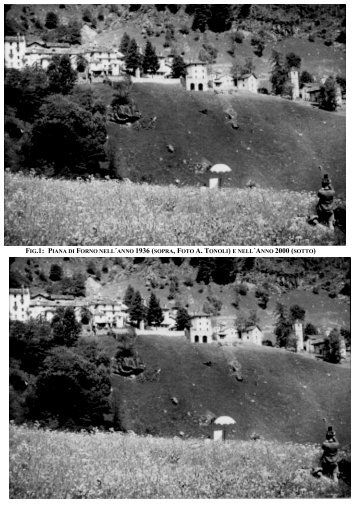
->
[[212, 258, 237, 285], [29, 346, 111, 428], [304, 322, 318, 337], [319, 76, 338, 111], [146, 293, 163, 327], [176, 306, 191, 330], [51, 307, 81, 347], [125, 38, 142, 75], [45, 11, 59, 29], [196, 259, 216, 284], [5, 67, 49, 123], [124, 285, 135, 308], [255, 286, 269, 309], [285, 52, 301, 70], [49, 263, 63, 282], [192, 5, 211, 32], [299, 70, 314, 88], [246, 310, 260, 327], [129, 291, 145, 327], [270, 50, 288, 95], [47, 55, 78, 95], [27, 94, 107, 176], [142, 41, 160, 75], [120, 32, 131, 57], [76, 55, 87, 73], [9, 319, 54, 375], [208, 5, 232, 32], [323, 328, 341, 363], [251, 34, 265, 57], [171, 55, 186, 78], [289, 304, 306, 322], [274, 302, 292, 348]]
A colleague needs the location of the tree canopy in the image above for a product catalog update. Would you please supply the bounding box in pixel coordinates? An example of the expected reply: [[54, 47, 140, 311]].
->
[[142, 41, 160, 75]]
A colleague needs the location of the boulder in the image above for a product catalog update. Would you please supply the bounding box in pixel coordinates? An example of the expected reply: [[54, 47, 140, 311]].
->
[[108, 104, 141, 124]]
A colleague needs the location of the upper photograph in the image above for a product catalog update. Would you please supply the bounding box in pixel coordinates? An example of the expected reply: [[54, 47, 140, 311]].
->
[[4, 4, 346, 246]]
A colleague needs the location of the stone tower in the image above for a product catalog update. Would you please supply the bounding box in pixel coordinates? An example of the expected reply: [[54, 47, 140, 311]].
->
[[293, 320, 304, 351], [289, 68, 300, 100]]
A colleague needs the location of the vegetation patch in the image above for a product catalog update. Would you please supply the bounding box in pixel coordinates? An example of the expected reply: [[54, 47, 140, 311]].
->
[[9, 424, 350, 498], [5, 173, 345, 245]]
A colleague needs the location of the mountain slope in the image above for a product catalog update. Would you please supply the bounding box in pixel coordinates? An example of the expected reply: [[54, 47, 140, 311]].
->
[[110, 334, 350, 445], [103, 83, 345, 194]]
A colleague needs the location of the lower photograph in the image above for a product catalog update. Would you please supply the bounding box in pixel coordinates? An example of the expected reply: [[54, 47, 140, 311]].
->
[[9, 257, 351, 499]]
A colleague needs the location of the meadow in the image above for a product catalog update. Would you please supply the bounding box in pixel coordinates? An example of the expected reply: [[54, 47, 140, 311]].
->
[[9, 424, 350, 499], [5, 173, 344, 245]]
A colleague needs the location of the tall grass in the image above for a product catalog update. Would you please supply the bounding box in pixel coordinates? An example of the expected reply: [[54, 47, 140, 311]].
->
[[9, 424, 350, 499], [5, 173, 344, 245]]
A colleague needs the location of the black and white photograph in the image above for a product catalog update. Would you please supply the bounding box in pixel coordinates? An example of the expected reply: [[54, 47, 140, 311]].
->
[[9, 256, 351, 498], [4, 3, 346, 245]]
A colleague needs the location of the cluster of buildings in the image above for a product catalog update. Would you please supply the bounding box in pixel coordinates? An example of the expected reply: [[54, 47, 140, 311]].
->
[[5, 34, 344, 104], [9, 287, 347, 358], [9, 287, 129, 333], [4, 34, 126, 79], [4, 34, 259, 92]]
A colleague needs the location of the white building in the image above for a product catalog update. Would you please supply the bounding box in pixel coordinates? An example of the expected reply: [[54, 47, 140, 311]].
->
[[239, 325, 263, 345], [9, 287, 31, 321], [84, 47, 124, 78], [4, 35, 26, 69], [185, 62, 208, 91], [189, 314, 213, 343], [9, 288, 128, 331], [236, 73, 258, 93]]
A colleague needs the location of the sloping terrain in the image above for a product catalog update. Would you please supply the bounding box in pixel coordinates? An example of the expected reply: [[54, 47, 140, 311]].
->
[[110, 335, 350, 445], [103, 83, 345, 194]]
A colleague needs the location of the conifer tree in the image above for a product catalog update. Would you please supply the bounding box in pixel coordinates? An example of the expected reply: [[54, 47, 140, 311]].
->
[[123, 285, 135, 308], [125, 38, 141, 75], [176, 306, 191, 330], [142, 40, 160, 75], [129, 290, 145, 327], [147, 292, 163, 327], [120, 32, 131, 57]]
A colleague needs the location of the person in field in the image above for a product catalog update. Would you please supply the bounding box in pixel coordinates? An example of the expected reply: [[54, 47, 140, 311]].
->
[[316, 174, 335, 230], [312, 427, 340, 482]]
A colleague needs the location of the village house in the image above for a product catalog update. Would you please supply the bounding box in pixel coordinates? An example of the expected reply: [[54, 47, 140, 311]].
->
[[185, 62, 208, 91], [83, 46, 125, 79], [9, 287, 31, 321], [300, 83, 321, 103], [9, 288, 129, 333], [188, 314, 213, 343], [238, 325, 263, 346], [236, 73, 258, 93], [4, 34, 27, 69]]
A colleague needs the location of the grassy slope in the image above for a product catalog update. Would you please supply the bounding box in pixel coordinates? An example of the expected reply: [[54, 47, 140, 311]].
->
[[109, 335, 350, 445], [103, 83, 345, 194], [9, 424, 351, 498]]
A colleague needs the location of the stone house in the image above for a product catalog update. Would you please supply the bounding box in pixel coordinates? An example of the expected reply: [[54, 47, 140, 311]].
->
[[9, 287, 31, 321], [235, 73, 258, 93], [185, 62, 208, 91], [239, 325, 263, 346], [83, 46, 124, 78], [189, 314, 213, 343], [4, 34, 26, 69]]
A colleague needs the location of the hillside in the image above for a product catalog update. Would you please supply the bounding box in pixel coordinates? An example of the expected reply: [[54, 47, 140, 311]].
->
[[5, 4, 346, 82], [95, 333, 351, 446], [103, 83, 346, 193]]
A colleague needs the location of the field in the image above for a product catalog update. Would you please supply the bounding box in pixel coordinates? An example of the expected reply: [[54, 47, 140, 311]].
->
[[9, 424, 350, 499], [4, 172, 345, 245]]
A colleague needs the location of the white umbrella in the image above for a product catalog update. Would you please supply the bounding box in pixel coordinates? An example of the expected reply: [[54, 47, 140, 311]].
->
[[210, 164, 232, 174], [214, 416, 236, 425]]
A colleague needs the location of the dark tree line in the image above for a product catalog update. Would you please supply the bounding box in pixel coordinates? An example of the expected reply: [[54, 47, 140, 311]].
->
[[10, 308, 112, 430], [5, 56, 107, 177]]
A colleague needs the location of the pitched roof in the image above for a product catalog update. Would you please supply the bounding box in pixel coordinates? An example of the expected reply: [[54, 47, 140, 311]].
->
[[240, 73, 257, 80]]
